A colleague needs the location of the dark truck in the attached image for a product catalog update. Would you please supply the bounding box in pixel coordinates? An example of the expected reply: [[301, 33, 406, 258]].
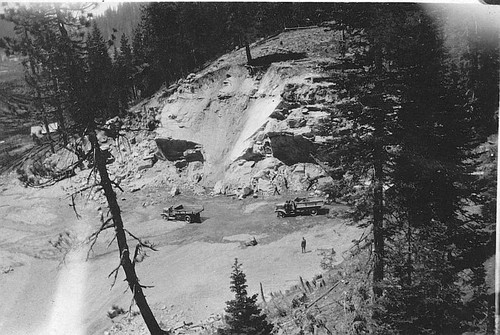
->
[[161, 204, 204, 223], [275, 197, 324, 218]]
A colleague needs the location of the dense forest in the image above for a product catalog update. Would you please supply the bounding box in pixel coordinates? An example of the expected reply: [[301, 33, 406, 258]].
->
[[0, 3, 498, 334], [94, 2, 144, 49]]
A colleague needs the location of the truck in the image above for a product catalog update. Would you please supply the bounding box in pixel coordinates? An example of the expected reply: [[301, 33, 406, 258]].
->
[[161, 204, 204, 223], [275, 197, 324, 218]]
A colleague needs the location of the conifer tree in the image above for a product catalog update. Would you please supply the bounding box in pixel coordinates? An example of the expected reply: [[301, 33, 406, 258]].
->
[[3, 5, 168, 334], [219, 259, 273, 335], [1, 3, 90, 144], [86, 22, 114, 120], [321, 3, 415, 298], [322, 5, 496, 333], [113, 33, 135, 111], [379, 7, 495, 333]]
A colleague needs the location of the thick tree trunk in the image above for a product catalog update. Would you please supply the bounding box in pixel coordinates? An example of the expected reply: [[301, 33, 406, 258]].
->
[[90, 132, 166, 335], [372, 111, 384, 298], [372, 161, 384, 297], [371, 40, 385, 298]]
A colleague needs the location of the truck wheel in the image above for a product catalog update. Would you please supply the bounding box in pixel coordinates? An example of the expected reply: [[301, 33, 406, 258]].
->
[[277, 212, 285, 218], [185, 215, 192, 223], [310, 209, 318, 216]]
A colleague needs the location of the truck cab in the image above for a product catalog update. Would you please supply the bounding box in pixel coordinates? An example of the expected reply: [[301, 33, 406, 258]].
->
[[275, 197, 324, 218]]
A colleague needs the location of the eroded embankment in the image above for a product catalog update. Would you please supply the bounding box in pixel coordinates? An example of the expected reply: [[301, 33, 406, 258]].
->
[[144, 62, 345, 196]]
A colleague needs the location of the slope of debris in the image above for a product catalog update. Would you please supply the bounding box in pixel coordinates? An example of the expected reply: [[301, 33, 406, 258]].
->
[[126, 27, 348, 198]]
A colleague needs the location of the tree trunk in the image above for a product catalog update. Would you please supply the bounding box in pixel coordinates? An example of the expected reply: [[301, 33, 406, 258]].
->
[[245, 38, 252, 63], [42, 113, 55, 153], [405, 214, 413, 286], [52, 78, 68, 146], [90, 132, 167, 335], [372, 37, 385, 298], [372, 111, 384, 298]]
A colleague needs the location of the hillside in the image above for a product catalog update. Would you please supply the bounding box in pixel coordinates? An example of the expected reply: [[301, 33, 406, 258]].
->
[[0, 6, 496, 335], [0, 26, 367, 335], [133, 27, 344, 196]]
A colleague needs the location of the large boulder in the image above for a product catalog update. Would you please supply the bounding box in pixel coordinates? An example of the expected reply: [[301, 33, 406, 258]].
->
[[267, 133, 315, 165], [155, 138, 204, 162]]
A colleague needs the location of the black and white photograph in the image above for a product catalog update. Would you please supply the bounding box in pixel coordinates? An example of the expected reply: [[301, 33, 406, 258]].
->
[[0, 2, 498, 334]]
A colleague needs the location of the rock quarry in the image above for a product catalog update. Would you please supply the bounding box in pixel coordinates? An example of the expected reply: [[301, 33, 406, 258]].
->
[[111, 27, 348, 198]]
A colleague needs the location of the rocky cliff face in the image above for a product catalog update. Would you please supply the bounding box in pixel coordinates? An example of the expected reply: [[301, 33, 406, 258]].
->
[[137, 27, 344, 195]]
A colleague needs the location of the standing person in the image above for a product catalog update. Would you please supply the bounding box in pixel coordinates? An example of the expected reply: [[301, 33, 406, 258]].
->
[[301, 237, 307, 253]]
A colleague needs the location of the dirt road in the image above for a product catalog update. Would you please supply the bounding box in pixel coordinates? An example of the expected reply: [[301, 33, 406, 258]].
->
[[0, 175, 363, 334]]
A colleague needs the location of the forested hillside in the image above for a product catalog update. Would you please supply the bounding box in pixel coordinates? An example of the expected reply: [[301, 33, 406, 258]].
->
[[0, 3, 497, 334], [94, 2, 144, 49]]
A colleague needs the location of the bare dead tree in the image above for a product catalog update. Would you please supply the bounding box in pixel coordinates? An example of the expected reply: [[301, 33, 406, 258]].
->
[[3, 4, 167, 332], [83, 130, 167, 334], [13, 124, 168, 334]]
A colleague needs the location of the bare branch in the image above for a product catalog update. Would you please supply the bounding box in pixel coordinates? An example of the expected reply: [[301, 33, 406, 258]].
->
[[108, 264, 121, 290], [139, 284, 155, 289], [124, 229, 158, 252], [86, 162, 96, 185], [67, 182, 100, 199], [108, 250, 126, 289], [70, 194, 82, 219], [86, 217, 115, 260], [342, 227, 372, 258], [111, 180, 124, 193], [107, 234, 117, 249], [305, 280, 342, 310]]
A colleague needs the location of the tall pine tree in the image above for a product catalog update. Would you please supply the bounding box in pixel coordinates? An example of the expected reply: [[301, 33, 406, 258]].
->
[[86, 22, 114, 121], [321, 4, 496, 332]]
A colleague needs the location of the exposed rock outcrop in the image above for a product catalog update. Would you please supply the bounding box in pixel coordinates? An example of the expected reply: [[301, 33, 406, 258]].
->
[[134, 27, 345, 195]]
